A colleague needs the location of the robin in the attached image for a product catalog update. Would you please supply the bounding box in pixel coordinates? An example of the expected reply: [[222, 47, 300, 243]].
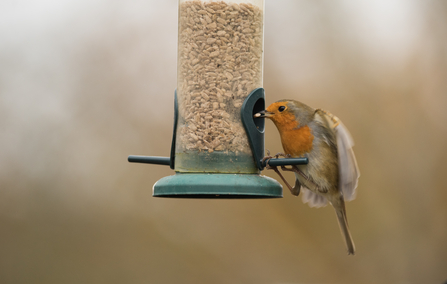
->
[[255, 100, 360, 255]]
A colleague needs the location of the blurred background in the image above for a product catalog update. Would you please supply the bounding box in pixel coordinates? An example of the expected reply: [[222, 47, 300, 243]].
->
[[1, 0, 447, 283]]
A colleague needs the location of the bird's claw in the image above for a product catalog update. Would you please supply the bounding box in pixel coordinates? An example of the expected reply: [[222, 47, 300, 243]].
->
[[263, 151, 294, 169], [261, 149, 276, 170], [261, 156, 274, 170], [274, 152, 291, 159], [261, 151, 299, 196]]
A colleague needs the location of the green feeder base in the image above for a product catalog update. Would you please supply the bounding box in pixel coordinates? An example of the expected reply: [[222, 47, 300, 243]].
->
[[153, 173, 283, 199]]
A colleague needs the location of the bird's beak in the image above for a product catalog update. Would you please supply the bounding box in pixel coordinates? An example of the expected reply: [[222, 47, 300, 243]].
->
[[254, 110, 274, 118]]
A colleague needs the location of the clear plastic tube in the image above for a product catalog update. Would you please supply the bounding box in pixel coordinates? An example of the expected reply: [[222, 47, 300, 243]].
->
[[176, 0, 264, 173]]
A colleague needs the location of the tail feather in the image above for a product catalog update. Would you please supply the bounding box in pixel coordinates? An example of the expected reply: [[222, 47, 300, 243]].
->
[[334, 200, 356, 255]]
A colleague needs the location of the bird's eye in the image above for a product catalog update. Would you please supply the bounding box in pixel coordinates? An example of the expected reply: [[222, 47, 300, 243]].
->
[[278, 106, 286, 112]]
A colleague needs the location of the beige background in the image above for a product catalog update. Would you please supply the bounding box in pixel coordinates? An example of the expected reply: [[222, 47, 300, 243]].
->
[[1, 1, 447, 283]]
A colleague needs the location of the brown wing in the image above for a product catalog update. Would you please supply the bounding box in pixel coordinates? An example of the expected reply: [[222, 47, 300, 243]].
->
[[315, 109, 360, 201]]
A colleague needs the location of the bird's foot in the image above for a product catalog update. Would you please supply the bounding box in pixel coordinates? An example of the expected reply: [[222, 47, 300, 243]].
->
[[273, 152, 291, 159], [261, 151, 298, 196], [261, 149, 275, 170], [274, 153, 295, 172]]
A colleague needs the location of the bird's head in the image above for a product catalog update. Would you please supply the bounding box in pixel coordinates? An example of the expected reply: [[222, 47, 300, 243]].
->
[[254, 100, 315, 129]]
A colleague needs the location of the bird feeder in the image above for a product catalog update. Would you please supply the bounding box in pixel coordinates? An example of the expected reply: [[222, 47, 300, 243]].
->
[[128, 0, 308, 198]]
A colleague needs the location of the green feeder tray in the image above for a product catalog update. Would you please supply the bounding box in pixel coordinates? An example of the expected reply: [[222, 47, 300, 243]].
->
[[153, 173, 282, 199], [128, 88, 308, 199]]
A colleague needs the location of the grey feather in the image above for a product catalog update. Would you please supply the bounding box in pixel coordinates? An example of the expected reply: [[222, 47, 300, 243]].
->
[[334, 121, 360, 201], [301, 188, 328, 208]]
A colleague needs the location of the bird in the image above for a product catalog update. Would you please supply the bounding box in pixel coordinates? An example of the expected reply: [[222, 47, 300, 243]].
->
[[254, 100, 360, 255]]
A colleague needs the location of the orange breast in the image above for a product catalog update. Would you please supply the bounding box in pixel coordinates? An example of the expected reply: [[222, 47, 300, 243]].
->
[[279, 125, 314, 157]]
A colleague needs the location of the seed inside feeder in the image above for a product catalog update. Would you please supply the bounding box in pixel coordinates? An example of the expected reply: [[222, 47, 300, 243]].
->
[[177, 0, 264, 157]]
